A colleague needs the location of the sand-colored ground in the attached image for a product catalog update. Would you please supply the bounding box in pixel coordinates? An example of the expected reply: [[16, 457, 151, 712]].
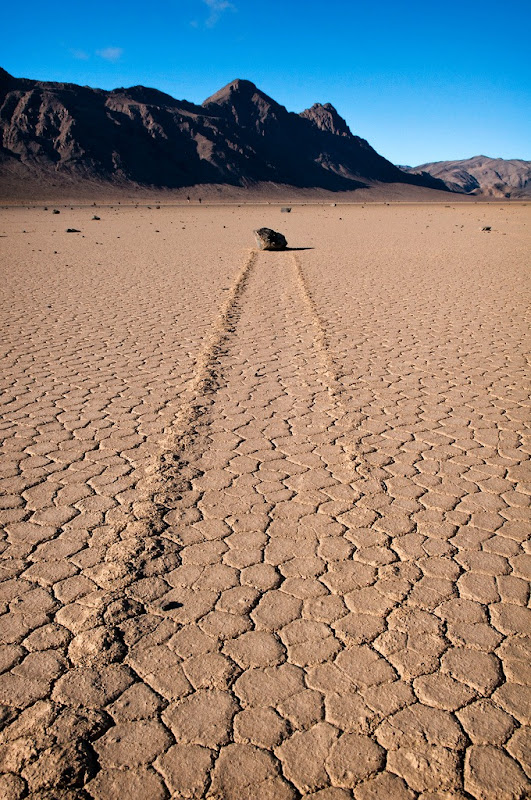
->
[[0, 203, 529, 799]]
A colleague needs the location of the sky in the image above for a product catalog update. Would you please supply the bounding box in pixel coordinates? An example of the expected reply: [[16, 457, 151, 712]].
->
[[2, 0, 530, 166]]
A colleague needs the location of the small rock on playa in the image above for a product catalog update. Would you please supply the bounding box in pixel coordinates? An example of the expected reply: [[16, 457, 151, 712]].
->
[[254, 227, 288, 250]]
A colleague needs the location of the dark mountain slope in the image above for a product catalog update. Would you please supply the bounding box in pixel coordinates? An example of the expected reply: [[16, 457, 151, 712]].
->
[[0, 69, 450, 194], [402, 155, 531, 197]]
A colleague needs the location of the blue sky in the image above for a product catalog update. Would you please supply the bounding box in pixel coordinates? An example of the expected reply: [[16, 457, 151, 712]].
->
[[2, 0, 530, 165]]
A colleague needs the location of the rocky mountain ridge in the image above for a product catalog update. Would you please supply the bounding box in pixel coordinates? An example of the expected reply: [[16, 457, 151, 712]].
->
[[0, 69, 449, 195], [402, 155, 531, 198]]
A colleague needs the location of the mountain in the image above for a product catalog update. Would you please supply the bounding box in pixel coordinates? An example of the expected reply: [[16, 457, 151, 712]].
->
[[300, 103, 352, 136], [402, 156, 531, 198], [0, 69, 450, 196]]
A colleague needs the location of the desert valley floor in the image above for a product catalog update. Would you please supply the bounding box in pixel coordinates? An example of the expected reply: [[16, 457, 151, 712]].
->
[[0, 202, 529, 799]]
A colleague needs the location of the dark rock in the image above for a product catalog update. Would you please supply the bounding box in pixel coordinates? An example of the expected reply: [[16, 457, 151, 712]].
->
[[92, 215, 100, 220], [482, 226, 492, 231], [66, 228, 81, 233], [254, 228, 288, 251], [281, 207, 291, 213], [52, 209, 60, 214]]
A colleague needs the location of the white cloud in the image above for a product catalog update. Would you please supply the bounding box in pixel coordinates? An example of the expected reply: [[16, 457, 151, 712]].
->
[[96, 47, 123, 62], [70, 48, 89, 61], [203, 0, 235, 28]]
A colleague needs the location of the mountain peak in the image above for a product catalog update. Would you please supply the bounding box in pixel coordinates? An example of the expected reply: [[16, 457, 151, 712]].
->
[[202, 78, 287, 128], [300, 103, 352, 137], [203, 79, 262, 106]]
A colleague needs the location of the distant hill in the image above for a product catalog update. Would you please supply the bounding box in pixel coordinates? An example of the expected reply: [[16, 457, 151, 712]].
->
[[401, 156, 531, 198], [0, 68, 450, 198]]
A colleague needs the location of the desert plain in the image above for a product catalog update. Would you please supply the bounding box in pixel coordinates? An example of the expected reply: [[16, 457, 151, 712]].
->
[[0, 201, 530, 799]]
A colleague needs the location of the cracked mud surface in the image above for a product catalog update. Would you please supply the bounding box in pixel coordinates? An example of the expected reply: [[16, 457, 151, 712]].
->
[[0, 204, 530, 799]]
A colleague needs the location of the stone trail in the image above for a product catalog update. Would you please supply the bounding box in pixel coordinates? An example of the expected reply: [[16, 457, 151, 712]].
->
[[1, 219, 530, 799]]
